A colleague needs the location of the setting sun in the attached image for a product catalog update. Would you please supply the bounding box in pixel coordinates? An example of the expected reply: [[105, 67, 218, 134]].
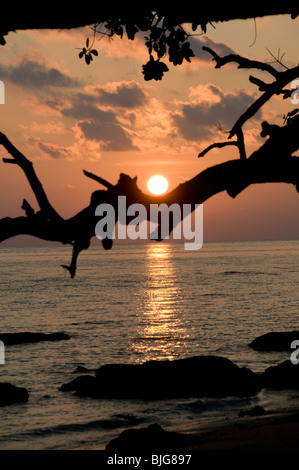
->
[[147, 175, 168, 195]]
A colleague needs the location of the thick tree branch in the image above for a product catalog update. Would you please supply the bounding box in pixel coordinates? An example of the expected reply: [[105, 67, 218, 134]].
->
[[202, 46, 299, 143], [1, 114, 299, 276], [0, 6, 297, 38], [202, 46, 281, 78], [0, 133, 62, 222], [229, 68, 299, 138]]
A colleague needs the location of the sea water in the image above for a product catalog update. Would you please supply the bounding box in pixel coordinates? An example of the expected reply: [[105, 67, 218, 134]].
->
[[0, 240, 299, 449]]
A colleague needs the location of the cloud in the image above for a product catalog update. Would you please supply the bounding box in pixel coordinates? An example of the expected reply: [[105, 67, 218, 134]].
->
[[26, 134, 102, 161], [0, 57, 80, 89], [37, 141, 70, 159], [63, 97, 118, 121], [87, 81, 148, 109], [59, 81, 148, 151], [188, 36, 235, 62], [172, 84, 260, 142], [76, 119, 139, 151]]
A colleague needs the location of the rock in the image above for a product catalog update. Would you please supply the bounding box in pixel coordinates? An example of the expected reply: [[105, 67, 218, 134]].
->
[[0, 382, 29, 406], [238, 405, 266, 417], [72, 365, 97, 374], [0, 332, 70, 345], [261, 360, 299, 389], [60, 355, 261, 399], [59, 375, 98, 394], [249, 331, 299, 352], [105, 423, 199, 452]]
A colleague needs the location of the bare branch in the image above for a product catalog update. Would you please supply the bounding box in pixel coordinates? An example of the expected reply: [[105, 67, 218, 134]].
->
[[83, 170, 114, 189], [0, 133, 62, 221], [198, 141, 239, 158], [198, 127, 246, 160], [202, 46, 281, 78], [229, 67, 299, 138], [266, 48, 289, 70], [1, 116, 298, 276], [203, 46, 299, 139]]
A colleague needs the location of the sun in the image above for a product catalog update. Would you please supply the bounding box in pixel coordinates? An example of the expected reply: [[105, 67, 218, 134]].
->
[[147, 175, 168, 195]]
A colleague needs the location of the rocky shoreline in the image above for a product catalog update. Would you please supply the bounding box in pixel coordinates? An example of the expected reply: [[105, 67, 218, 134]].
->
[[2, 330, 299, 450]]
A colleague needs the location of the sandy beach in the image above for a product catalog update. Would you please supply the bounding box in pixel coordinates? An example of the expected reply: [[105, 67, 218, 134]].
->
[[75, 404, 299, 452], [185, 411, 299, 450]]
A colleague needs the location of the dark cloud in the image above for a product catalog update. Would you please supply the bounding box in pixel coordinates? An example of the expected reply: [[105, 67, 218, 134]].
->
[[77, 119, 138, 151], [173, 86, 259, 141], [62, 87, 141, 151], [0, 58, 80, 89], [63, 98, 117, 121], [92, 81, 148, 109], [37, 141, 69, 159]]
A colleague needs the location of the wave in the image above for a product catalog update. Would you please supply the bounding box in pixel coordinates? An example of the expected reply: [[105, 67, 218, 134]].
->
[[220, 271, 279, 276], [134, 336, 185, 342], [177, 396, 259, 413], [6, 415, 144, 439], [200, 293, 227, 297]]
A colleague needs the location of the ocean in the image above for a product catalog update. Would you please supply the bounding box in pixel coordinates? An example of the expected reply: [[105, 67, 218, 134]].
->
[[0, 239, 299, 450]]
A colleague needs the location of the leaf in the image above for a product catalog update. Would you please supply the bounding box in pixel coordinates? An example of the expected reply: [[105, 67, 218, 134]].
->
[[288, 108, 299, 117], [78, 51, 84, 59], [160, 61, 169, 72], [91, 49, 98, 56], [86, 38, 89, 48]]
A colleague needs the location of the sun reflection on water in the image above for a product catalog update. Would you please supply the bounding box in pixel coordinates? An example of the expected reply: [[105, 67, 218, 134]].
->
[[133, 243, 189, 362]]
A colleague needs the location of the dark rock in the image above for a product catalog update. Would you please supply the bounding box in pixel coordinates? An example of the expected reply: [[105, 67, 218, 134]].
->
[[105, 423, 199, 452], [261, 360, 299, 389], [0, 382, 29, 406], [60, 355, 261, 400], [249, 331, 299, 352], [0, 332, 70, 345], [238, 405, 266, 417], [59, 375, 97, 394]]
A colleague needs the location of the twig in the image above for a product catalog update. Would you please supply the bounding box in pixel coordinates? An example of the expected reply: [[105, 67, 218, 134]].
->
[[198, 141, 239, 158], [266, 48, 289, 70], [83, 170, 114, 189]]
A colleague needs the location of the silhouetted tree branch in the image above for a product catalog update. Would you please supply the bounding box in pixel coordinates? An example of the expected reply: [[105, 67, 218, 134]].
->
[[1, 6, 298, 79], [198, 47, 299, 158], [1, 9, 299, 276], [1, 111, 299, 276]]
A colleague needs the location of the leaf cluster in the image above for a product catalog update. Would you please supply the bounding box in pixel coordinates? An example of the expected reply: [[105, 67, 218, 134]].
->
[[78, 37, 98, 64], [78, 13, 197, 79]]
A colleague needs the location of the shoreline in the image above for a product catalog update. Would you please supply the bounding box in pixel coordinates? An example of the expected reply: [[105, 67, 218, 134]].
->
[[71, 400, 299, 451], [183, 410, 299, 450]]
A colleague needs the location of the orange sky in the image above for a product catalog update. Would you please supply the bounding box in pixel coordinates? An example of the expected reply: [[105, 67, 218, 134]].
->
[[0, 14, 298, 245]]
